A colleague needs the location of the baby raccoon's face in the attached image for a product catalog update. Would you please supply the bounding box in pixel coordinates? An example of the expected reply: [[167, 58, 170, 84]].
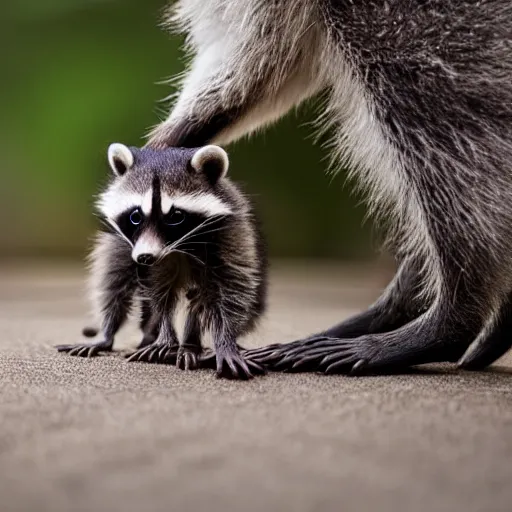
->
[[97, 143, 233, 265]]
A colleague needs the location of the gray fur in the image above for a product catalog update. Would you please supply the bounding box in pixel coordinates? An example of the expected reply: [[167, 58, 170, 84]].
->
[[146, 0, 512, 372]]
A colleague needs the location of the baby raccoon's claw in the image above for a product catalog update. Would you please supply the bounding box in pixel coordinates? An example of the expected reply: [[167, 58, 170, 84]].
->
[[215, 349, 265, 380], [125, 342, 178, 365], [176, 346, 199, 371], [136, 333, 158, 350], [56, 339, 113, 358]]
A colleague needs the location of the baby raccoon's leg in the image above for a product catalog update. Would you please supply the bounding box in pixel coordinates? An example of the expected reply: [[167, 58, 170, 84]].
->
[[126, 313, 179, 364], [210, 322, 266, 380], [458, 294, 512, 370], [57, 234, 136, 358], [126, 314, 178, 364], [80, 296, 158, 344], [147, 2, 324, 148], [126, 294, 179, 365], [205, 304, 265, 380], [176, 312, 202, 371], [136, 299, 160, 349]]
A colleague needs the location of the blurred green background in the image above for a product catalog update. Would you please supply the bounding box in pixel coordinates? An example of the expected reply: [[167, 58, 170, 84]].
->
[[1, 0, 376, 262]]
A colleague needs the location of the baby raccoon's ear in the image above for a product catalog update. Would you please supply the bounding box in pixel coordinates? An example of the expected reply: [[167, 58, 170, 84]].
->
[[107, 143, 134, 176], [190, 145, 229, 185]]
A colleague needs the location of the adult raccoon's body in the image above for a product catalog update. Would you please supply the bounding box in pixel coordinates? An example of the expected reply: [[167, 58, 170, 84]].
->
[[148, 0, 512, 374]]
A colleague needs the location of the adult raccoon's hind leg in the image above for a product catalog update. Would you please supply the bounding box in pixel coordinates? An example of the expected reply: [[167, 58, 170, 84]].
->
[[253, 163, 510, 375], [247, 258, 427, 367], [258, 243, 496, 375], [254, 121, 512, 374], [147, 0, 325, 149], [459, 294, 512, 370]]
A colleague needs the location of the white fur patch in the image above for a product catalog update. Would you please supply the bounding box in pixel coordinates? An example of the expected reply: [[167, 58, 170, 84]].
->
[[214, 69, 323, 145], [162, 192, 232, 216], [161, 193, 174, 216], [173, 193, 232, 216], [97, 188, 144, 220], [141, 189, 153, 216], [132, 232, 164, 261], [172, 290, 189, 342]]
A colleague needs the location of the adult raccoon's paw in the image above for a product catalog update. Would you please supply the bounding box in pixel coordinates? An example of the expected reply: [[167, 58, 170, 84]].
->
[[245, 336, 377, 374], [282, 337, 373, 374], [245, 336, 328, 368]]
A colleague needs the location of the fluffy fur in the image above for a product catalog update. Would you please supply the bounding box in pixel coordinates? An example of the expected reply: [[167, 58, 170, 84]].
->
[[146, 0, 512, 373], [57, 145, 268, 380]]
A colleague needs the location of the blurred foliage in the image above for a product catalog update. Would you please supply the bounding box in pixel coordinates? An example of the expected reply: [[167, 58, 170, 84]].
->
[[0, 0, 375, 261]]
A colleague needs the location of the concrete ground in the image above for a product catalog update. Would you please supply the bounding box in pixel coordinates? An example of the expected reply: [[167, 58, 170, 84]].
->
[[0, 262, 511, 512]]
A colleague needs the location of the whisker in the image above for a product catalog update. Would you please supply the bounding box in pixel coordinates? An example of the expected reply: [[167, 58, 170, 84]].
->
[[105, 219, 133, 247], [176, 241, 217, 246], [174, 249, 205, 266], [172, 223, 229, 246], [176, 227, 227, 245], [156, 215, 230, 266], [168, 216, 226, 250], [158, 246, 205, 266]]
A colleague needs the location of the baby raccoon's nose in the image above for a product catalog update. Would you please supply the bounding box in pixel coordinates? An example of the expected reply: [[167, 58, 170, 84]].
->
[[132, 231, 163, 265], [137, 254, 156, 266]]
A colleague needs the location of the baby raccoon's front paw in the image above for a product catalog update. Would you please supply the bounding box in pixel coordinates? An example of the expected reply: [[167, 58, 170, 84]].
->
[[125, 341, 178, 365], [56, 339, 113, 358], [216, 348, 266, 380], [176, 345, 200, 371]]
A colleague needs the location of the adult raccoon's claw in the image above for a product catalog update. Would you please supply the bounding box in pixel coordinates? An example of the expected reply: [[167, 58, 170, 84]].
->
[[245, 336, 375, 374]]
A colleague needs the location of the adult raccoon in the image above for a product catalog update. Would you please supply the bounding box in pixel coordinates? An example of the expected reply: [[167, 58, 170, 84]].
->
[[147, 0, 512, 374]]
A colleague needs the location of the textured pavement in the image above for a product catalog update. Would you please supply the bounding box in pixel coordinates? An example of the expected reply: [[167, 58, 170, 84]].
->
[[0, 262, 511, 512]]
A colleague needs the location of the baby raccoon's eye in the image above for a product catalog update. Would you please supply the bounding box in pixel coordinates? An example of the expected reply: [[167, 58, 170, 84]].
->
[[129, 209, 143, 226], [164, 208, 186, 226]]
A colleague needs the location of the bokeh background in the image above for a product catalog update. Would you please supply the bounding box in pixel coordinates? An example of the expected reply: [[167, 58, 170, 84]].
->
[[1, 0, 378, 263]]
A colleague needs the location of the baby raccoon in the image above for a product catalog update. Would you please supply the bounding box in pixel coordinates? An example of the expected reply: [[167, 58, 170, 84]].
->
[[57, 143, 268, 380]]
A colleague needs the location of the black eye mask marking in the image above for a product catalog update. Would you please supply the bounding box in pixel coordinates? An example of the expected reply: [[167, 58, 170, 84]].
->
[[159, 208, 226, 250], [163, 207, 186, 227], [115, 207, 145, 243], [108, 191, 230, 257]]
